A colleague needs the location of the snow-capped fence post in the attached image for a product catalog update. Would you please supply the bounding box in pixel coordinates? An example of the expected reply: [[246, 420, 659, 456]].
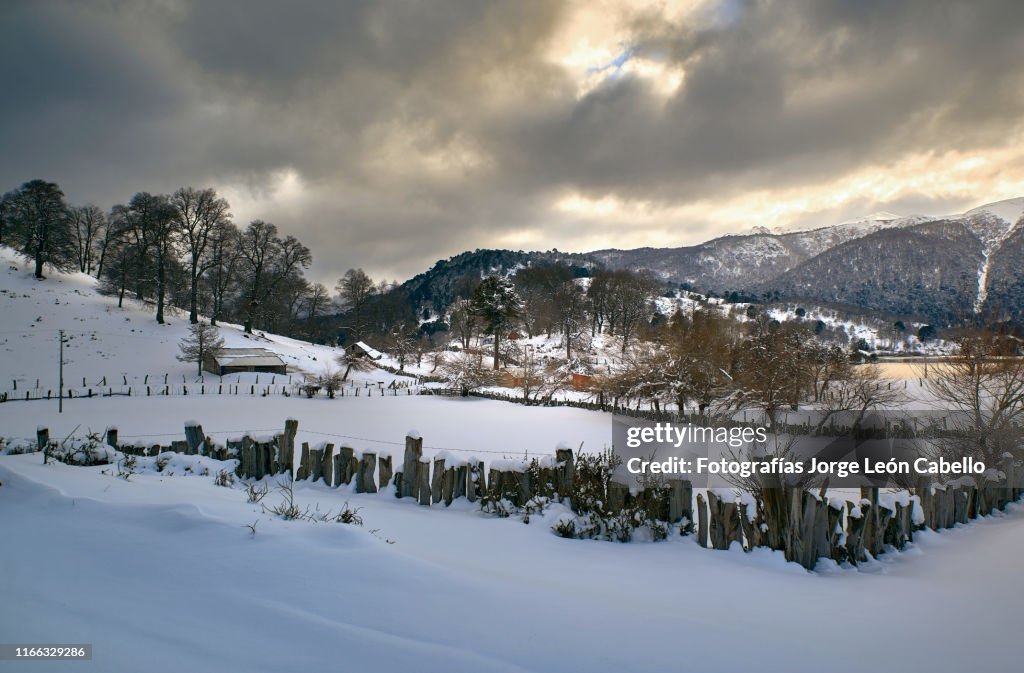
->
[[416, 457, 431, 506], [184, 423, 204, 455], [666, 478, 692, 526], [280, 419, 297, 476], [454, 463, 468, 501], [467, 461, 484, 502], [442, 464, 456, 505], [307, 444, 326, 484], [334, 446, 357, 487], [105, 427, 118, 450], [235, 435, 254, 478], [378, 455, 393, 488], [401, 434, 422, 500], [356, 452, 377, 493], [739, 500, 759, 549], [845, 500, 867, 563], [318, 443, 335, 486], [431, 456, 445, 504], [37, 427, 49, 456], [295, 442, 309, 480], [555, 445, 575, 498], [706, 490, 741, 551]]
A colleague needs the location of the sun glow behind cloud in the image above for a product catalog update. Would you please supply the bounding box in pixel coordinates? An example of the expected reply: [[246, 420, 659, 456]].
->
[[553, 132, 1024, 241], [548, 0, 696, 99]]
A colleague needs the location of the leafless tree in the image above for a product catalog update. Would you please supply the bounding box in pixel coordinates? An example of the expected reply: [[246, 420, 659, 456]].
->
[[172, 187, 232, 324], [926, 330, 1024, 467], [69, 204, 107, 275], [336, 268, 375, 341]]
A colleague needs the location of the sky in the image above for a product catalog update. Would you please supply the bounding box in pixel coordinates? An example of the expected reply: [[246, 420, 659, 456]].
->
[[3, 0, 1024, 286]]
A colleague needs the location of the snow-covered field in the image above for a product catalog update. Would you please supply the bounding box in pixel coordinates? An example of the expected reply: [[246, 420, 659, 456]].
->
[[2, 248, 1022, 672], [2, 452, 1021, 673]]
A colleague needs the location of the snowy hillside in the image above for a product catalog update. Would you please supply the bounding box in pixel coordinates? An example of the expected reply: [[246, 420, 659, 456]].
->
[[0, 246, 401, 390], [964, 196, 1024, 226]]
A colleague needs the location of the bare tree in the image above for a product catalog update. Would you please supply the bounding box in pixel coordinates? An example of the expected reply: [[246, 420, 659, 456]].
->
[[812, 362, 905, 434], [119, 192, 177, 323], [386, 324, 416, 371], [237, 220, 312, 333], [555, 280, 589, 359], [336, 268, 375, 342], [69, 204, 107, 275], [926, 330, 1024, 467], [206, 220, 241, 326], [172, 187, 232, 324], [441, 351, 497, 396], [449, 298, 478, 350]]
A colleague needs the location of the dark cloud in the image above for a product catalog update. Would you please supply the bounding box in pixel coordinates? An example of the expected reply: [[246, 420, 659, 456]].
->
[[2, 0, 1022, 285]]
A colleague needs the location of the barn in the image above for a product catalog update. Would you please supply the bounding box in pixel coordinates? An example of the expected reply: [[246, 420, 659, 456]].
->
[[203, 348, 287, 376], [349, 341, 384, 361]]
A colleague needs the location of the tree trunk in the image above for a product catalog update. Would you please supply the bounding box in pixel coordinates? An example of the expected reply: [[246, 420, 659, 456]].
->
[[189, 265, 199, 324], [156, 249, 166, 324], [492, 333, 500, 370]]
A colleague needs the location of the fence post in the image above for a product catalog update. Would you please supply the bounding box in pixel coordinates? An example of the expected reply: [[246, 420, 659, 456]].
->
[[184, 422, 204, 455], [431, 456, 446, 504], [378, 455, 393, 488], [401, 434, 423, 499], [356, 452, 377, 493], [417, 457, 430, 506]]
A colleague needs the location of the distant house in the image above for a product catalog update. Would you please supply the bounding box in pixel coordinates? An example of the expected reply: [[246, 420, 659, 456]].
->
[[349, 341, 383, 361], [570, 373, 594, 391], [204, 348, 287, 376]]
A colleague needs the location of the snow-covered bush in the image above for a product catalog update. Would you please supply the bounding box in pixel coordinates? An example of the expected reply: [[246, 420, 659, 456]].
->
[[47, 432, 117, 466], [551, 449, 673, 543]]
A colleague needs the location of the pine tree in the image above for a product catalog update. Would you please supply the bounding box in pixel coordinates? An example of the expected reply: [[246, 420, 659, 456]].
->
[[471, 275, 523, 370], [177, 322, 225, 376]]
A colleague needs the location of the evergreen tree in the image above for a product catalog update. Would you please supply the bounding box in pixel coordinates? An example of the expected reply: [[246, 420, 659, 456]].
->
[[177, 322, 225, 376], [471, 275, 523, 369]]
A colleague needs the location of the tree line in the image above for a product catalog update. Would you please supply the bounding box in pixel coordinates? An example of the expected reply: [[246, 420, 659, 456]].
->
[[1, 179, 328, 337]]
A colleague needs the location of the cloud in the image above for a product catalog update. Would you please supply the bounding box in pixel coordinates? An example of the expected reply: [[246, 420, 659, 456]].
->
[[2, 0, 1023, 285]]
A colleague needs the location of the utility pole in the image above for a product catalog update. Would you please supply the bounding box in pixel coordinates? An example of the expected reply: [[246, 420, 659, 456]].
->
[[58, 329, 64, 414]]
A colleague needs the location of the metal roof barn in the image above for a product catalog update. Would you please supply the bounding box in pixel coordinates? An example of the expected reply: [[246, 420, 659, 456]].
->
[[204, 348, 287, 375]]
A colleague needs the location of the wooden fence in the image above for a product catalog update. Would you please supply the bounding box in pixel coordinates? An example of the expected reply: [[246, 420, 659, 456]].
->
[[26, 420, 1024, 571], [0, 375, 421, 403]]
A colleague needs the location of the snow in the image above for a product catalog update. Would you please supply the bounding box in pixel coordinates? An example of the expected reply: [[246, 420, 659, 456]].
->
[[0, 247, 412, 391], [2, 244, 1023, 671], [965, 196, 1024, 225], [1, 456, 1023, 672]]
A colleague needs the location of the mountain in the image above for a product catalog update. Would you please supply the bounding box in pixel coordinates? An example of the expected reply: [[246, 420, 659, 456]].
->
[[400, 248, 594, 313], [393, 198, 1023, 328], [590, 198, 1024, 326], [589, 215, 930, 291], [760, 220, 985, 325]]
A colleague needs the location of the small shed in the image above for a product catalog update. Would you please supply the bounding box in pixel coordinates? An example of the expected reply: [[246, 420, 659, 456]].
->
[[204, 348, 287, 376], [571, 373, 594, 391], [349, 341, 383, 361]]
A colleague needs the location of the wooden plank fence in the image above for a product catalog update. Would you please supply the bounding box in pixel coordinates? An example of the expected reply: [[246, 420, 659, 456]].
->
[[26, 420, 1024, 571]]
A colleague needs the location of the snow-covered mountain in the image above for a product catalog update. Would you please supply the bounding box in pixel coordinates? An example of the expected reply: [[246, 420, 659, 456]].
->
[[589, 197, 1024, 325]]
